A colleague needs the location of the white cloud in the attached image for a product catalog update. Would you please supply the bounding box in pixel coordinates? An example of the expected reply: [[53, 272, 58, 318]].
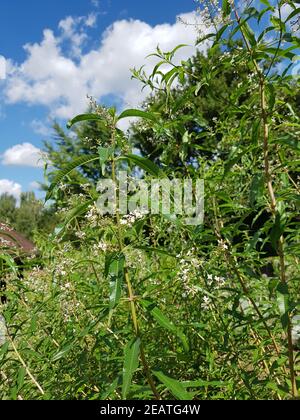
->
[[0, 55, 6, 80], [91, 0, 100, 7], [58, 14, 98, 56], [4, 12, 210, 120], [2, 143, 46, 168], [85, 13, 97, 28], [30, 119, 52, 136], [0, 179, 22, 202], [277, 3, 293, 21], [29, 181, 41, 190]]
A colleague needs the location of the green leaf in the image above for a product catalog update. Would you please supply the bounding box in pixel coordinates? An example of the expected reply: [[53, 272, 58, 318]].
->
[[17, 366, 26, 391], [100, 377, 120, 399], [270, 212, 285, 250], [118, 109, 160, 123], [249, 173, 264, 207], [284, 8, 300, 24], [276, 282, 290, 330], [169, 43, 189, 58], [215, 24, 231, 43], [266, 82, 275, 111], [153, 371, 194, 400], [257, 26, 276, 43], [134, 246, 176, 258], [150, 306, 189, 352], [182, 379, 227, 388], [231, 16, 256, 47], [243, 22, 256, 47], [66, 113, 104, 129], [53, 199, 95, 238], [196, 33, 215, 45], [52, 342, 74, 362], [98, 146, 114, 175], [162, 67, 179, 85], [122, 338, 140, 399], [46, 154, 99, 200], [222, 0, 231, 16], [109, 276, 122, 309], [260, 0, 271, 6], [195, 81, 209, 96], [223, 147, 250, 179], [151, 306, 176, 332], [0, 254, 18, 276], [118, 154, 163, 177], [105, 253, 125, 309], [150, 60, 166, 79]]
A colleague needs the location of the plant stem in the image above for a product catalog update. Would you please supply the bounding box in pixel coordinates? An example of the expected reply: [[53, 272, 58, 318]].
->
[[110, 121, 161, 400], [232, 4, 298, 399], [259, 78, 298, 398], [8, 332, 45, 396]]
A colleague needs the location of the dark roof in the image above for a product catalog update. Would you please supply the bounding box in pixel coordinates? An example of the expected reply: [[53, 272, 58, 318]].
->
[[0, 222, 36, 255]]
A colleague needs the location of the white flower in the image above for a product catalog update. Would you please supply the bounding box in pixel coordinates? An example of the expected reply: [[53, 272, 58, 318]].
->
[[120, 209, 147, 227], [218, 239, 228, 250], [93, 241, 107, 252], [75, 231, 86, 239], [201, 295, 211, 310], [0, 315, 7, 346], [215, 276, 226, 286]]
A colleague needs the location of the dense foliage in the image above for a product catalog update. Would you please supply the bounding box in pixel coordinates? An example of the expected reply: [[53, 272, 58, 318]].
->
[[0, 192, 56, 239], [0, 0, 299, 400]]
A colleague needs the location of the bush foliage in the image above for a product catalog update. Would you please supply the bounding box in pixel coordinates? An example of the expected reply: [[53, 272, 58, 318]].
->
[[0, 0, 299, 400]]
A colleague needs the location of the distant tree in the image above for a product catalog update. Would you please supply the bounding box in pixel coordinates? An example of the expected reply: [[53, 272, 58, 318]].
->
[[0, 191, 57, 239], [44, 113, 112, 180], [0, 194, 16, 223], [129, 44, 287, 168], [13, 192, 43, 239]]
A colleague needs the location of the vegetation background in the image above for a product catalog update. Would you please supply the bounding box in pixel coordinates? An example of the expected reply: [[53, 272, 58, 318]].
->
[[0, 0, 299, 400]]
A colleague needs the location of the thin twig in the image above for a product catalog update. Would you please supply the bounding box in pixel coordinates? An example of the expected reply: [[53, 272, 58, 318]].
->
[[7, 332, 45, 396]]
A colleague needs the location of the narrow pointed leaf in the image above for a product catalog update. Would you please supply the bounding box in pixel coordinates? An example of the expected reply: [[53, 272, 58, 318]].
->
[[118, 109, 159, 123], [122, 338, 140, 399], [105, 253, 125, 309], [46, 155, 99, 200], [117, 154, 163, 177], [277, 282, 290, 330], [150, 306, 189, 351], [153, 371, 194, 400], [67, 113, 104, 129]]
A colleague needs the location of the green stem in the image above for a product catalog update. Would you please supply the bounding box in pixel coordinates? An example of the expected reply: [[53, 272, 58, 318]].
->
[[259, 78, 297, 398], [232, 5, 298, 398], [110, 121, 161, 400]]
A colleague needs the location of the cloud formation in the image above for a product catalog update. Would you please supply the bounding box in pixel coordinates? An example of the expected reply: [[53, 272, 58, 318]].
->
[[30, 119, 52, 136], [2, 143, 45, 168], [0, 179, 22, 202], [0, 55, 6, 80], [4, 12, 206, 119]]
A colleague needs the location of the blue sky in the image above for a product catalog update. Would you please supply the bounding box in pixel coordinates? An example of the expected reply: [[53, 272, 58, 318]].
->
[[0, 0, 297, 203], [0, 0, 199, 201]]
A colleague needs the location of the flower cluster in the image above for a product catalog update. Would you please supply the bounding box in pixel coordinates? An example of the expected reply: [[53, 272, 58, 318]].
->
[[87, 95, 114, 127], [206, 273, 226, 287], [218, 239, 228, 250], [53, 256, 76, 277], [92, 241, 108, 252], [75, 231, 86, 240], [0, 315, 7, 346], [176, 248, 202, 297], [85, 204, 102, 228], [120, 209, 148, 227], [193, 0, 232, 33], [201, 295, 211, 310]]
